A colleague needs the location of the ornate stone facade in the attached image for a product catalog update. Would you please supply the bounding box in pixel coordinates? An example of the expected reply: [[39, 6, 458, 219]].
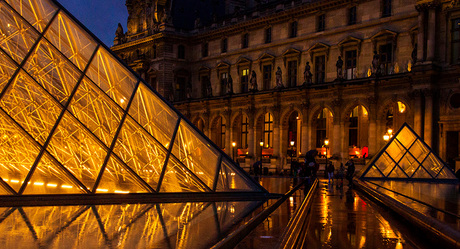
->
[[112, 0, 460, 173]]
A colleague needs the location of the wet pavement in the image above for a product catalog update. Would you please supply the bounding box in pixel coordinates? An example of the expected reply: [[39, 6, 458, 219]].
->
[[303, 179, 432, 249]]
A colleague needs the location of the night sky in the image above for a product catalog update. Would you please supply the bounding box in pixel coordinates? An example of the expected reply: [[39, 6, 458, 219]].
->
[[58, 0, 128, 47]]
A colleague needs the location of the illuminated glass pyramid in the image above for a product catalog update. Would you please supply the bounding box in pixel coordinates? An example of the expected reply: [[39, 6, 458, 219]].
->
[[0, 0, 264, 195], [358, 123, 457, 181]]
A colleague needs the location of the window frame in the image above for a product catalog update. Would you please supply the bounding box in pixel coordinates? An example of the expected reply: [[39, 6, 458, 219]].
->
[[317, 14, 325, 32]]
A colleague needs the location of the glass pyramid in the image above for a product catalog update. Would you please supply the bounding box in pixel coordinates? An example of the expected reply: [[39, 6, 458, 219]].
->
[[357, 123, 457, 181], [0, 0, 264, 195]]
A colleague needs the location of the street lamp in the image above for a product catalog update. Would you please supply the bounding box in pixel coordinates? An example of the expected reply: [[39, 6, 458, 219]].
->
[[232, 142, 236, 161], [259, 139, 264, 161], [324, 138, 329, 168], [289, 140, 295, 163]]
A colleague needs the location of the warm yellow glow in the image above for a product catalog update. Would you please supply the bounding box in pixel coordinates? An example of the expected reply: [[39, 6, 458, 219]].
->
[[367, 67, 372, 77], [33, 182, 44, 186], [383, 134, 390, 141], [10, 179, 19, 183], [114, 190, 130, 194], [398, 101, 406, 113], [324, 138, 329, 146], [232, 142, 236, 147], [47, 183, 58, 187], [97, 188, 108, 192], [363, 108, 368, 116], [388, 128, 393, 135], [290, 141, 295, 147], [407, 61, 412, 72], [61, 185, 73, 189], [260, 141, 264, 147]]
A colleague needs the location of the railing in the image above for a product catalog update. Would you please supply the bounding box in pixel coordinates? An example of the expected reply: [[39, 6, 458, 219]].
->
[[278, 178, 319, 249]]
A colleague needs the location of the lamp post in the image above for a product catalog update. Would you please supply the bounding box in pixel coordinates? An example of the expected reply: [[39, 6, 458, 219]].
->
[[289, 140, 295, 162], [324, 138, 329, 168], [259, 140, 264, 160], [232, 142, 236, 161]]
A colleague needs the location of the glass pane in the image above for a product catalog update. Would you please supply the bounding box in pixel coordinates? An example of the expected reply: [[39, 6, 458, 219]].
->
[[44, 11, 97, 70], [396, 126, 416, 149], [386, 139, 405, 163], [47, 112, 107, 192], [374, 152, 396, 177], [363, 165, 383, 178], [0, 70, 62, 144], [96, 156, 148, 194], [0, 2, 40, 63], [398, 153, 418, 177], [22, 153, 84, 194], [0, 50, 17, 93], [128, 83, 178, 149], [70, 77, 123, 146], [0, 114, 41, 193], [218, 158, 260, 191], [388, 166, 407, 178], [437, 166, 456, 179], [422, 153, 443, 178], [0, 184, 11, 195], [5, 0, 57, 32], [22, 205, 86, 241], [158, 154, 207, 192], [86, 47, 137, 109], [408, 139, 429, 164], [113, 117, 168, 191], [174, 120, 219, 189], [215, 162, 227, 191], [412, 166, 431, 179], [24, 39, 81, 104], [216, 201, 262, 232], [0, 209, 41, 248]]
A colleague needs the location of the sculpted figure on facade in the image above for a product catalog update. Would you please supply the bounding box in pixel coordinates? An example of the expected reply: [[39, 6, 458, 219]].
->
[[250, 70, 258, 91], [303, 62, 312, 84], [114, 23, 125, 45], [372, 51, 380, 76], [275, 66, 284, 89], [336, 56, 343, 79]]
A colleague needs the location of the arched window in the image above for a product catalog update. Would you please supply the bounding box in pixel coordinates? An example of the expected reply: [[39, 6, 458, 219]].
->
[[241, 116, 248, 148], [316, 109, 327, 148], [349, 106, 359, 147], [264, 113, 273, 148]]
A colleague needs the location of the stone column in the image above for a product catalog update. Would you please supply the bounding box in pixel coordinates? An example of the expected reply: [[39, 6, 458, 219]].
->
[[273, 125, 281, 172], [413, 91, 423, 137], [332, 122, 341, 158], [301, 123, 308, 156], [340, 121, 346, 160], [424, 91, 433, 147], [368, 119, 377, 156], [226, 125, 232, 158], [417, 9, 425, 62], [426, 8, 436, 62]]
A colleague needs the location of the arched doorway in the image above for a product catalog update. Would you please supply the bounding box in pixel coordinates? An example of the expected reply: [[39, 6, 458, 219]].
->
[[314, 108, 333, 157], [346, 105, 369, 158], [287, 111, 300, 159]]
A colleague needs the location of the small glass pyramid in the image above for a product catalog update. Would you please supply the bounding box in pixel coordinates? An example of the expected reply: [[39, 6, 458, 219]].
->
[[0, 0, 265, 195], [357, 123, 457, 181]]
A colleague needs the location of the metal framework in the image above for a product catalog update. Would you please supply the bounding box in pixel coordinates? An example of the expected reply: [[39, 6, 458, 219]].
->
[[357, 123, 458, 181], [0, 0, 265, 196]]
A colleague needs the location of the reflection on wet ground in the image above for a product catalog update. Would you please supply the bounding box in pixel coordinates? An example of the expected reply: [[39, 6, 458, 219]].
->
[[303, 179, 431, 249]]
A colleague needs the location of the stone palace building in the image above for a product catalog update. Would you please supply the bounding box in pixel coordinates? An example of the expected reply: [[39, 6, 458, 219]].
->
[[112, 0, 460, 173]]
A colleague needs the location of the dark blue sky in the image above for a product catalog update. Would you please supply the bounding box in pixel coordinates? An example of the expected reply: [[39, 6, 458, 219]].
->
[[58, 0, 128, 47]]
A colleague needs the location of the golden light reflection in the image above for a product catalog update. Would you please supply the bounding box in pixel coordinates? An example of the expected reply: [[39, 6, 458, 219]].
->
[[398, 101, 406, 113]]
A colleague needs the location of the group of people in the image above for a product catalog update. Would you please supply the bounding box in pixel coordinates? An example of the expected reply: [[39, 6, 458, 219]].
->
[[326, 159, 355, 187]]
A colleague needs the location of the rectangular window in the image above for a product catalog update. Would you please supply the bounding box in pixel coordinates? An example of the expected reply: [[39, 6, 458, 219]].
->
[[201, 75, 209, 97], [317, 14, 325, 32], [264, 113, 273, 148], [379, 43, 393, 75], [178, 45, 185, 59], [290, 21, 298, 38], [202, 43, 208, 57], [345, 50, 357, 80], [265, 27, 272, 44], [242, 33, 249, 48], [452, 18, 460, 64], [382, 0, 392, 18], [241, 69, 249, 93], [241, 116, 248, 148], [175, 76, 186, 101], [263, 65, 272, 90], [315, 55, 325, 84], [221, 38, 228, 53], [348, 6, 357, 25], [287, 60, 297, 87], [221, 119, 226, 149]]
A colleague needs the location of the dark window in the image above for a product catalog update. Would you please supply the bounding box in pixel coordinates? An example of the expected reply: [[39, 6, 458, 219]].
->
[[175, 76, 187, 101], [178, 45, 185, 59], [452, 18, 460, 64], [242, 33, 249, 48], [153, 45, 157, 59], [220, 118, 226, 149], [315, 55, 325, 83], [345, 50, 357, 79], [348, 6, 357, 25], [221, 38, 228, 53], [265, 27, 272, 43], [263, 65, 272, 90], [379, 43, 393, 75], [264, 113, 273, 148], [450, 93, 460, 108], [349, 107, 358, 147], [382, 0, 392, 17], [287, 60, 297, 87], [202, 43, 208, 57], [317, 14, 325, 32], [290, 21, 298, 38], [241, 69, 249, 93], [241, 116, 248, 148], [201, 75, 209, 97], [316, 109, 327, 148]]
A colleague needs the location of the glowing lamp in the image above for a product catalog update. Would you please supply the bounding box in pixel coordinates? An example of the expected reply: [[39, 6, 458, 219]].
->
[[290, 141, 295, 147], [324, 138, 329, 146]]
